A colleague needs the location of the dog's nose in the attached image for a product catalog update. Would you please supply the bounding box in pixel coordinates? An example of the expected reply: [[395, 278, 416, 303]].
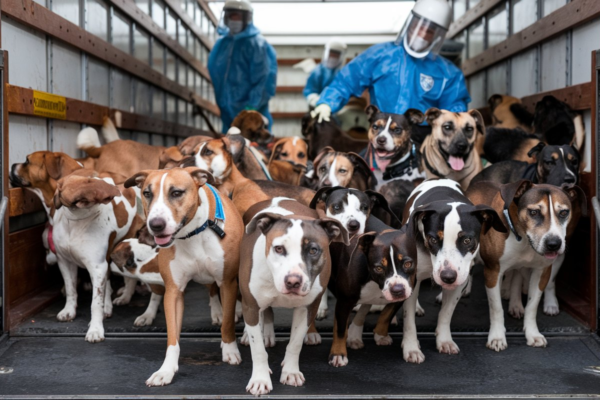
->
[[545, 236, 562, 251], [376, 135, 387, 145], [149, 218, 166, 232], [455, 140, 468, 152], [322, 179, 332, 187], [390, 284, 405, 297], [440, 269, 457, 284], [347, 220, 360, 232], [563, 175, 576, 184], [285, 274, 303, 290]]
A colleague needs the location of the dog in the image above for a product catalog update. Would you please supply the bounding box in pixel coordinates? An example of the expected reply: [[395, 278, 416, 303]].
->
[[301, 114, 368, 161], [125, 167, 243, 386], [400, 179, 506, 363], [327, 213, 420, 367], [420, 109, 485, 189], [363, 105, 425, 188], [231, 110, 273, 146], [183, 137, 315, 217], [239, 197, 348, 395], [488, 94, 534, 132], [268, 137, 309, 185], [466, 180, 585, 351], [305, 147, 375, 191]]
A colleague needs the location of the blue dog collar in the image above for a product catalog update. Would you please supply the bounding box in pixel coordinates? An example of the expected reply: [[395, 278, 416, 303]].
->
[[179, 184, 226, 240]]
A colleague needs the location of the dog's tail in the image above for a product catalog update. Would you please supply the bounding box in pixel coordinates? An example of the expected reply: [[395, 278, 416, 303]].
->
[[102, 116, 120, 143], [77, 127, 103, 158]]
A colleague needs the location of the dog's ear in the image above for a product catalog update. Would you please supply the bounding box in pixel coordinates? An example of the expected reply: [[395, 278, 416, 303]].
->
[[124, 171, 150, 189], [231, 110, 249, 129], [178, 135, 210, 156], [137, 226, 157, 247], [98, 171, 128, 185], [159, 146, 186, 169], [246, 212, 283, 235], [468, 109, 485, 136], [177, 156, 196, 168], [471, 204, 507, 234], [365, 190, 401, 225], [225, 133, 247, 163], [425, 108, 442, 126], [365, 105, 380, 122], [45, 152, 81, 180], [561, 184, 588, 217], [487, 94, 504, 112], [500, 179, 534, 208], [347, 153, 376, 189], [185, 167, 215, 187], [527, 142, 546, 158], [309, 186, 342, 209], [404, 109, 425, 126], [268, 138, 286, 164], [313, 146, 335, 169], [53, 183, 64, 210], [318, 218, 349, 245], [350, 231, 377, 261]]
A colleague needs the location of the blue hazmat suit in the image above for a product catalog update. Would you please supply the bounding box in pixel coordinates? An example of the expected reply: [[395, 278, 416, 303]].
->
[[317, 42, 471, 115], [303, 63, 341, 98], [208, 23, 277, 133]]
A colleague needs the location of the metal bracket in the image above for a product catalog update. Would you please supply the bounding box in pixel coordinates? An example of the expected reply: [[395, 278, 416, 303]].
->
[[592, 197, 600, 229]]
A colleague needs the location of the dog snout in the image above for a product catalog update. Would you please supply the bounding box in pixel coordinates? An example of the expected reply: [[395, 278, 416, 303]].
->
[[376, 135, 387, 146], [545, 236, 562, 252], [321, 178, 332, 187], [440, 269, 457, 284], [563, 175, 576, 184], [455, 140, 468, 153], [284, 274, 303, 291], [347, 220, 360, 233], [149, 218, 166, 233], [390, 283, 405, 298]]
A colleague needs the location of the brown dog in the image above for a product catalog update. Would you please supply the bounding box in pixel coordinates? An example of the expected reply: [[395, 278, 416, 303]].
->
[[267, 137, 309, 185], [306, 146, 375, 191], [231, 110, 272, 145], [420, 108, 484, 189], [301, 114, 369, 160]]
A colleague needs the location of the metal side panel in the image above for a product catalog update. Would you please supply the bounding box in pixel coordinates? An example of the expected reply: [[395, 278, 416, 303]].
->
[[8, 115, 48, 167], [87, 58, 110, 107], [52, 120, 82, 158], [51, 41, 83, 100]]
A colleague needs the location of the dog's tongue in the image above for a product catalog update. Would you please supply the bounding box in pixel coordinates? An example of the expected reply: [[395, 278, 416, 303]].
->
[[448, 156, 465, 171], [544, 251, 559, 260], [376, 157, 391, 171], [154, 235, 172, 246]]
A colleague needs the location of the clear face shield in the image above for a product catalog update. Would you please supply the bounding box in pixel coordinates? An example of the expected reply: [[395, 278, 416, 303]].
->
[[322, 44, 346, 70], [395, 12, 447, 59], [219, 9, 252, 35]]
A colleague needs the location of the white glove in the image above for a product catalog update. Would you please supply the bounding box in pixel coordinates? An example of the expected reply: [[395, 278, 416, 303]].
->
[[310, 104, 332, 123], [307, 93, 320, 108]]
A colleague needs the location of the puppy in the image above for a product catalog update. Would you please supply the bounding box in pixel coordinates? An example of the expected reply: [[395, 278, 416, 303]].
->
[[125, 167, 243, 386], [231, 110, 273, 145], [467, 180, 585, 351], [240, 198, 348, 395], [363, 105, 425, 188], [420, 109, 484, 189], [401, 179, 506, 363], [306, 147, 375, 191]]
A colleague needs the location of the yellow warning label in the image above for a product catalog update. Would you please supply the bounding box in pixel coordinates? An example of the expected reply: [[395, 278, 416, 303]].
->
[[32, 91, 67, 120]]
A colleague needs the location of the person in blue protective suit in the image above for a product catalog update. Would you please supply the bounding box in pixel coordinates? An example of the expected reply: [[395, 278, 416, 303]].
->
[[208, 0, 277, 133], [303, 39, 347, 109], [311, 0, 470, 124]]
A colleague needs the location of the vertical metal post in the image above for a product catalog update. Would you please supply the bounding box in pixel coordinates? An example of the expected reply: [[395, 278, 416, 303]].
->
[[0, 50, 5, 332], [596, 50, 600, 333]]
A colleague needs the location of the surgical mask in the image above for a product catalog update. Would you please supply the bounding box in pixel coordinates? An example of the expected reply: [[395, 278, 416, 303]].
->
[[326, 58, 340, 69], [228, 21, 243, 34], [410, 36, 431, 52]]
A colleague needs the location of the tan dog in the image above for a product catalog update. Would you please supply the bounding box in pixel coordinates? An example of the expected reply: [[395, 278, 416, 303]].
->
[[307, 147, 375, 191], [231, 110, 272, 145], [420, 108, 484, 190], [125, 167, 243, 386], [268, 137, 309, 185]]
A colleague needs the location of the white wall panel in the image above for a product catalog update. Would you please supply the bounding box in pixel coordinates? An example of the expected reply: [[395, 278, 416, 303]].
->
[[541, 34, 567, 92], [165, 136, 176, 147], [87, 58, 110, 106], [152, 40, 165, 74], [543, 0, 566, 17], [134, 79, 151, 116], [136, 0, 149, 16], [511, 0, 537, 33], [52, 0, 80, 26], [118, 129, 132, 140], [52, 41, 83, 100], [272, 120, 301, 138], [9, 116, 48, 166], [2, 17, 48, 91], [112, 69, 132, 111], [276, 66, 309, 86], [468, 19, 485, 58], [52, 120, 81, 158], [152, 0, 166, 29], [269, 94, 307, 113], [134, 26, 150, 64], [86, 0, 108, 41], [112, 11, 131, 54], [468, 71, 486, 109], [152, 88, 165, 120], [571, 19, 600, 85], [166, 94, 177, 122], [135, 132, 150, 144], [151, 134, 164, 146], [487, 3, 508, 48], [510, 48, 537, 97], [487, 61, 507, 97]]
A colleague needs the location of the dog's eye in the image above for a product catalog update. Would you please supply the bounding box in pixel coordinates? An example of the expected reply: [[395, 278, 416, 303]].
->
[[274, 246, 285, 255], [465, 126, 473, 132], [309, 246, 320, 256], [443, 124, 452, 130], [126, 258, 134, 267], [529, 209, 539, 217], [403, 261, 413, 270], [361, 204, 369, 211], [372, 125, 380, 131], [374, 266, 384, 273], [559, 210, 570, 218], [463, 237, 472, 246], [571, 158, 579, 166], [298, 152, 306, 158], [338, 169, 347, 174], [171, 190, 184, 198], [428, 236, 438, 245], [319, 166, 326, 173], [280, 152, 288, 157], [204, 149, 213, 156], [333, 204, 340, 211], [143, 190, 151, 199]]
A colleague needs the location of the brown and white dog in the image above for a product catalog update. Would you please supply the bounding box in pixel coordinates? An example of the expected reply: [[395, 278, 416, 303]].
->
[[305, 147, 375, 191], [268, 137, 309, 185], [466, 180, 585, 351], [125, 167, 243, 386], [239, 198, 348, 395], [231, 110, 273, 145], [420, 108, 484, 190]]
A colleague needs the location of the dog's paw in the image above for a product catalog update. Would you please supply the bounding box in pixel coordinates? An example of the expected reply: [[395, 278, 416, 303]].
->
[[416, 303, 425, 317], [235, 301, 243, 323], [280, 369, 305, 387], [239, 330, 250, 346], [543, 295, 560, 316], [402, 341, 424, 364], [328, 354, 348, 367], [134, 313, 155, 327], [315, 307, 328, 321], [112, 294, 132, 306], [103, 302, 113, 319], [526, 333, 547, 348], [508, 302, 524, 319], [146, 368, 176, 387], [221, 341, 242, 365], [116, 286, 125, 296], [85, 326, 105, 343], [246, 373, 273, 396], [57, 307, 76, 322], [437, 340, 460, 355], [346, 323, 364, 349], [264, 330, 276, 348], [374, 333, 393, 346], [304, 332, 321, 346], [211, 311, 223, 326], [486, 336, 508, 352]]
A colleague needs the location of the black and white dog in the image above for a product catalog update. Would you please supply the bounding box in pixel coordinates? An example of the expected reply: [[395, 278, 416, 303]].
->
[[401, 179, 506, 363]]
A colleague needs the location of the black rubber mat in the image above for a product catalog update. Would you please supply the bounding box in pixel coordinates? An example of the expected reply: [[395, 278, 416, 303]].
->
[[0, 336, 600, 398], [11, 266, 587, 335]]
